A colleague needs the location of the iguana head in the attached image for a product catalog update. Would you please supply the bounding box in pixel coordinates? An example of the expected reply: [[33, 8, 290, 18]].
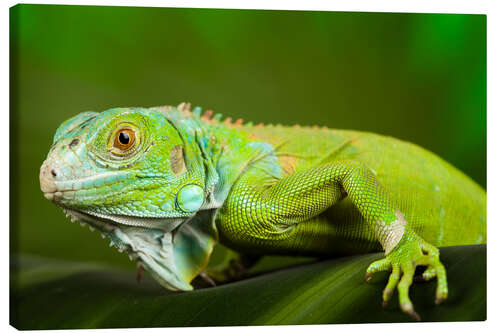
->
[[40, 106, 219, 291]]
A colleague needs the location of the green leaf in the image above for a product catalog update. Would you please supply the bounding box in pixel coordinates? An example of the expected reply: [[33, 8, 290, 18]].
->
[[10, 245, 485, 329]]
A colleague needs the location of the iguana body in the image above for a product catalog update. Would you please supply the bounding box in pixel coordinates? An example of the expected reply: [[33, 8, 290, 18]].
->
[[40, 104, 486, 320]]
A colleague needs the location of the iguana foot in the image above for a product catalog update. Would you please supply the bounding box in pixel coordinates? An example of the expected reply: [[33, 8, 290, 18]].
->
[[204, 258, 248, 284], [191, 259, 248, 289], [365, 231, 448, 321], [198, 251, 261, 286]]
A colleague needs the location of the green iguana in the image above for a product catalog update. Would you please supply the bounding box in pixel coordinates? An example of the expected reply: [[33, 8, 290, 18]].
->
[[39, 103, 486, 321]]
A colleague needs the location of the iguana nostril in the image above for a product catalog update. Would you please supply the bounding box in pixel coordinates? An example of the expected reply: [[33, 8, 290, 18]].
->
[[40, 159, 57, 198], [69, 138, 80, 148]]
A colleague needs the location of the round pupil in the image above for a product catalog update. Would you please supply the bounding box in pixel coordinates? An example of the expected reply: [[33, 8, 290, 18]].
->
[[119, 132, 130, 145]]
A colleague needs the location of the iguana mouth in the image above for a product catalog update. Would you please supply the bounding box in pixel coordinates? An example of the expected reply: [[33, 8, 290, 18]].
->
[[61, 209, 194, 291], [60, 208, 185, 233], [81, 209, 186, 231]]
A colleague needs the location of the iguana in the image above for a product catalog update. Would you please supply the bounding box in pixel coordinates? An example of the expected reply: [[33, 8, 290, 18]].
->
[[39, 103, 486, 321]]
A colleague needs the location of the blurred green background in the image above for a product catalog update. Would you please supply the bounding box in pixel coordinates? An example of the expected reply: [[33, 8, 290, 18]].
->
[[10, 5, 486, 272]]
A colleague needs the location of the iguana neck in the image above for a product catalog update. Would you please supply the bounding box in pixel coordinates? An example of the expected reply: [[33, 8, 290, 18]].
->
[[204, 123, 273, 207]]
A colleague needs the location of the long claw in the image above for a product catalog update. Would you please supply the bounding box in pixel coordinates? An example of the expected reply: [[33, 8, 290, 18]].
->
[[383, 288, 393, 306], [136, 262, 144, 283], [199, 271, 217, 287], [435, 296, 446, 305], [401, 302, 421, 321]]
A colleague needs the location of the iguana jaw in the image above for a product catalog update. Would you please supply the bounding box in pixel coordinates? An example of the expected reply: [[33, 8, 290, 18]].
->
[[60, 208, 185, 234], [78, 208, 186, 232], [61, 208, 194, 291]]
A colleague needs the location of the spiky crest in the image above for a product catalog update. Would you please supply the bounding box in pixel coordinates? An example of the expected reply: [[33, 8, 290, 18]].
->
[[153, 102, 329, 131]]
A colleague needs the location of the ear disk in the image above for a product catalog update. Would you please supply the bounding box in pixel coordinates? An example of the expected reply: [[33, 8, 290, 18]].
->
[[176, 184, 204, 213]]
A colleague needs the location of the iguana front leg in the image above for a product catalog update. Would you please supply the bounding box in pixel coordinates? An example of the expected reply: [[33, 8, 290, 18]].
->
[[218, 160, 447, 320]]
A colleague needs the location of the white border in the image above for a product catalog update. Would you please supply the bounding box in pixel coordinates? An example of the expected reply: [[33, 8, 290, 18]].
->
[[3, 1, 497, 332]]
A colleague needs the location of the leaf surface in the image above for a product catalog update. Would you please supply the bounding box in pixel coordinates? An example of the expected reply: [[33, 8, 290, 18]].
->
[[10, 245, 485, 329]]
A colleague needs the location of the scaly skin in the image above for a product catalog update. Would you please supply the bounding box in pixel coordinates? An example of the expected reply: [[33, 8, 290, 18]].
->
[[40, 103, 486, 320]]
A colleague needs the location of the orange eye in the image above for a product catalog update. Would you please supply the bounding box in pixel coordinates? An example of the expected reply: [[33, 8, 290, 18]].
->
[[113, 128, 136, 151]]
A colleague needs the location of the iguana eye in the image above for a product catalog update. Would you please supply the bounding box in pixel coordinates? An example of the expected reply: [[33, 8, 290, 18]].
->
[[113, 128, 136, 152]]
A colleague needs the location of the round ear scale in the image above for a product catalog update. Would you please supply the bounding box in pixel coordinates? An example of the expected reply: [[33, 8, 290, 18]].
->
[[176, 184, 204, 213]]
